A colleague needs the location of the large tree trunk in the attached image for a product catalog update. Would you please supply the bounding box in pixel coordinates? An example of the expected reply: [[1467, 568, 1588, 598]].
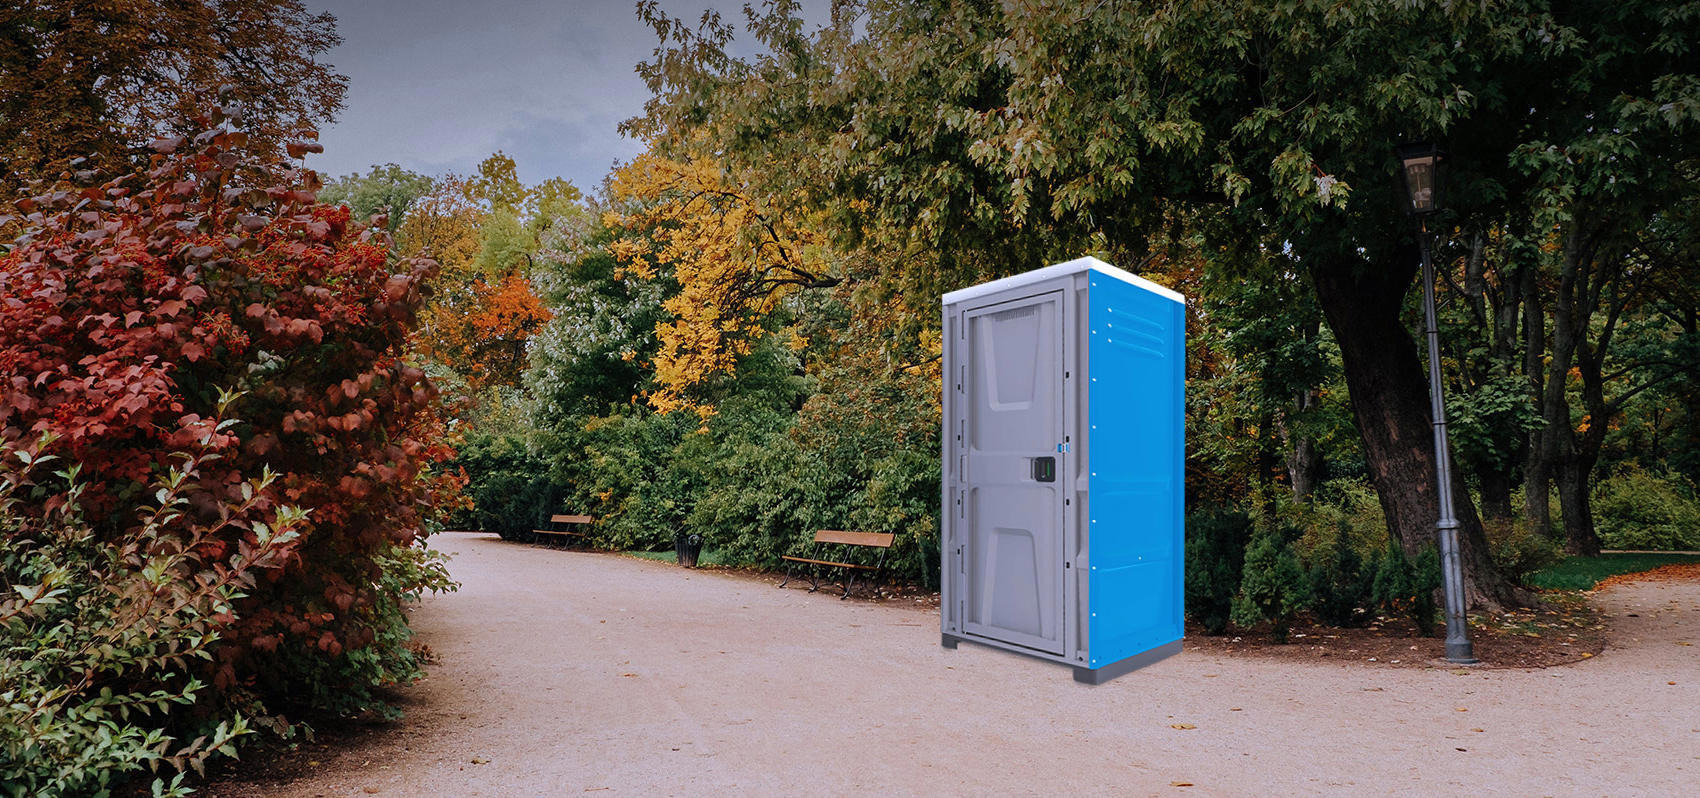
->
[[1479, 467, 1514, 520], [1557, 451, 1602, 556], [1312, 249, 1525, 610]]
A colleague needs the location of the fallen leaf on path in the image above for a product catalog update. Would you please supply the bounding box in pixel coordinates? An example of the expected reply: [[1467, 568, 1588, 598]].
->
[[1170, 723, 1197, 730], [1455, 708, 1468, 712], [1170, 781, 1194, 787], [1449, 669, 1471, 676], [621, 673, 637, 677], [470, 757, 489, 764], [1471, 728, 1484, 733]]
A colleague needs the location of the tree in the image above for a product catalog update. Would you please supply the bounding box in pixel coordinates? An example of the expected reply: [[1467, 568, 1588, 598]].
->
[[604, 152, 838, 414], [397, 156, 575, 392], [320, 164, 435, 233], [626, 0, 1700, 607], [0, 0, 346, 181], [1516, 98, 1700, 553]]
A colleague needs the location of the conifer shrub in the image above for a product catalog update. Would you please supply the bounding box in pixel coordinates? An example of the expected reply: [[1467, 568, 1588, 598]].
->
[[1307, 524, 1374, 627], [1230, 526, 1312, 642], [1371, 541, 1443, 636], [1184, 510, 1253, 635]]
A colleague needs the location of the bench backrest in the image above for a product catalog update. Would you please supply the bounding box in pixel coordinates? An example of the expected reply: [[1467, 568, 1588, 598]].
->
[[813, 529, 895, 548], [551, 514, 595, 524]]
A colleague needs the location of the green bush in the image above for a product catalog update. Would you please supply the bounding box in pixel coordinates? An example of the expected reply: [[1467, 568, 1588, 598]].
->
[[1184, 511, 1253, 635], [1371, 541, 1443, 636], [1286, 477, 1387, 560], [1, 439, 301, 796], [1483, 517, 1564, 586], [579, 408, 705, 551], [1230, 527, 1313, 642], [451, 430, 565, 542], [1307, 524, 1374, 627], [1593, 466, 1700, 551]]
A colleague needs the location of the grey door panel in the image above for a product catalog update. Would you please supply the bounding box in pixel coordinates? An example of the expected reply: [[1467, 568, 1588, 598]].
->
[[959, 292, 1065, 655]]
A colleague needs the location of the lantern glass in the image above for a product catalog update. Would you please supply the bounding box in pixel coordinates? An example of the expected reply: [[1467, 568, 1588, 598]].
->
[[1396, 142, 1442, 215]]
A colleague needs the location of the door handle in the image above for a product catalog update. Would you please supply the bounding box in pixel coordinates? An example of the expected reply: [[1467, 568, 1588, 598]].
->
[[1032, 456, 1056, 483]]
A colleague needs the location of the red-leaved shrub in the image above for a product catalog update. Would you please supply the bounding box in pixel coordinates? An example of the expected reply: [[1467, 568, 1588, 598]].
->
[[0, 113, 464, 715]]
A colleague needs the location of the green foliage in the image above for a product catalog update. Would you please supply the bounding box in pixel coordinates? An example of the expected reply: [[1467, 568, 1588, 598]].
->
[[1307, 525, 1374, 628], [450, 430, 565, 542], [1371, 542, 1443, 636], [1482, 518, 1564, 586], [1, 436, 302, 796], [1447, 374, 1545, 478], [574, 408, 702, 552], [237, 541, 455, 721], [318, 163, 435, 232], [1592, 467, 1700, 551], [1184, 511, 1253, 635], [1527, 552, 1700, 591], [1230, 527, 1313, 643], [1286, 478, 1388, 555]]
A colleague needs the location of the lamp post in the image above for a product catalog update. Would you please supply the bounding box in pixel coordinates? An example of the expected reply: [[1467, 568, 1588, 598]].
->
[[1396, 142, 1477, 664]]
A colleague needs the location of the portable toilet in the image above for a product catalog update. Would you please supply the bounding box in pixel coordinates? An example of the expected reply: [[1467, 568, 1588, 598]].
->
[[940, 256, 1185, 684]]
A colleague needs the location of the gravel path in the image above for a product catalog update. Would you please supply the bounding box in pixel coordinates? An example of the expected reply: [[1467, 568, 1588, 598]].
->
[[211, 531, 1700, 797]]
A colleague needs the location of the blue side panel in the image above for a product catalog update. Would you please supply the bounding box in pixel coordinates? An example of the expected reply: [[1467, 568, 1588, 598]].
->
[[1086, 274, 1185, 670]]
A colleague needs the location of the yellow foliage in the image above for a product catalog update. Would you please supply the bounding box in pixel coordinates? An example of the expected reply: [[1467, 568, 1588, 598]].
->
[[398, 176, 481, 276], [605, 151, 838, 414]]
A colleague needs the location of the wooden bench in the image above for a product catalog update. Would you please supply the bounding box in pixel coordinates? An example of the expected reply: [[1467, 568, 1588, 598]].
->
[[533, 514, 594, 547], [779, 530, 895, 599]]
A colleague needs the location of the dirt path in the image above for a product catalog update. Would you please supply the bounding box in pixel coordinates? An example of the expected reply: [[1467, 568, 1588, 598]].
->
[[210, 532, 1700, 796]]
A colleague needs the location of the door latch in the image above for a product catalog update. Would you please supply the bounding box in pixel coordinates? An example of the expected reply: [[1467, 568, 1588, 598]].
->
[[1032, 456, 1057, 483]]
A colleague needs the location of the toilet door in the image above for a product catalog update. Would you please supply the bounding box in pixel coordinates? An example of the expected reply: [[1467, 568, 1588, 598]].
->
[[957, 291, 1066, 655]]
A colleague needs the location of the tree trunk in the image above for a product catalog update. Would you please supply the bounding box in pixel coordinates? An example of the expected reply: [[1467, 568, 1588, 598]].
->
[[1312, 249, 1525, 610], [1556, 451, 1601, 556], [1479, 467, 1514, 520], [1284, 353, 1325, 502], [1257, 404, 1279, 517], [1521, 256, 1558, 538], [1286, 431, 1323, 500]]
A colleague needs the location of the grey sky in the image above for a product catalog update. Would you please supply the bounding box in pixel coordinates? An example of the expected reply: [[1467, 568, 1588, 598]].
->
[[304, 0, 826, 195]]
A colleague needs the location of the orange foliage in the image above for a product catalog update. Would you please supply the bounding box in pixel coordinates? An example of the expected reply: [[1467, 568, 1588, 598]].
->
[[416, 271, 551, 389]]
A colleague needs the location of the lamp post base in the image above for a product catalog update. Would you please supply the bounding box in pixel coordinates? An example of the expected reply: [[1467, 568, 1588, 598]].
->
[[1445, 641, 1478, 665]]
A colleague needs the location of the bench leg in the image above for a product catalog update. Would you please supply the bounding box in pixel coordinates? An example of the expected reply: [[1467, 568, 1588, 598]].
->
[[841, 569, 856, 599]]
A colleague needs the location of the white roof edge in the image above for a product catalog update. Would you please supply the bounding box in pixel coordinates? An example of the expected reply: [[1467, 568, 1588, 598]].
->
[[940, 255, 1185, 306]]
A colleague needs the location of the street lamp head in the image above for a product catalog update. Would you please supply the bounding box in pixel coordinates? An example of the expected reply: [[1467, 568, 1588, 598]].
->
[[1396, 141, 1443, 216]]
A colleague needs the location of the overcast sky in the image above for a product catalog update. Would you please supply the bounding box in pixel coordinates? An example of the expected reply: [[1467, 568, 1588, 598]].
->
[[304, 0, 827, 194]]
